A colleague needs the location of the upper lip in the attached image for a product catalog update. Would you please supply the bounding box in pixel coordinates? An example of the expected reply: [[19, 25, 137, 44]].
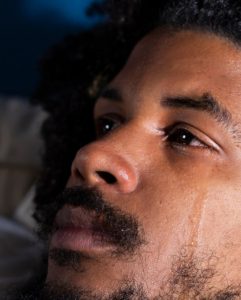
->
[[54, 205, 103, 232]]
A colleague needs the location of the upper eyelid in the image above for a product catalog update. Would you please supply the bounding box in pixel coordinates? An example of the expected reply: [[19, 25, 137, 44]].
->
[[165, 124, 200, 138], [94, 100, 125, 118], [95, 113, 125, 123], [163, 122, 210, 140]]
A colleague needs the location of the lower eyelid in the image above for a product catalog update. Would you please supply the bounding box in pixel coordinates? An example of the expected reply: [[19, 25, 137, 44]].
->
[[189, 139, 206, 147]]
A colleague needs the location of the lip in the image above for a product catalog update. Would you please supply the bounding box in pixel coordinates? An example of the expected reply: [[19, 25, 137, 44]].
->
[[50, 205, 112, 253]]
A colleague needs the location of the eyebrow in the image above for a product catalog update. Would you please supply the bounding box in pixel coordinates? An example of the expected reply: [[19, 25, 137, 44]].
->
[[162, 93, 232, 125], [162, 93, 241, 142], [99, 87, 241, 142]]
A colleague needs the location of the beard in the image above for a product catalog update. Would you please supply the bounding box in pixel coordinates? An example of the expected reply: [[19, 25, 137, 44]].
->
[[18, 281, 147, 300], [15, 187, 241, 299], [17, 251, 241, 299]]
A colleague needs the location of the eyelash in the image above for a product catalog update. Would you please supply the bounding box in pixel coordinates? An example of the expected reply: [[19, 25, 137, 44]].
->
[[95, 116, 210, 151]]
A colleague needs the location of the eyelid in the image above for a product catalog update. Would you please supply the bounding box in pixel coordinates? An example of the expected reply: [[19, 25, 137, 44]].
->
[[94, 100, 125, 121], [162, 122, 221, 152], [95, 113, 125, 123]]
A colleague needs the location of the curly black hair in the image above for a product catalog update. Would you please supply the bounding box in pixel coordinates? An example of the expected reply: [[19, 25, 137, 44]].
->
[[33, 0, 241, 226]]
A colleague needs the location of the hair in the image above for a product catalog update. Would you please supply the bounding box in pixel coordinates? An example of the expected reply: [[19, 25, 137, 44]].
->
[[33, 0, 241, 225]]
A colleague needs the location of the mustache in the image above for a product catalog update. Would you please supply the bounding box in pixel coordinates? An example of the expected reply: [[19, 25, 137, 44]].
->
[[35, 186, 145, 255]]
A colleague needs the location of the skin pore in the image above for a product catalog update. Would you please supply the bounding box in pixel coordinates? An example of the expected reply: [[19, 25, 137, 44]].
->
[[39, 29, 241, 299]]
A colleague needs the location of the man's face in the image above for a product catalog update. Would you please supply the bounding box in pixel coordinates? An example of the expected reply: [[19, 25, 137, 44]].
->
[[45, 29, 241, 299]]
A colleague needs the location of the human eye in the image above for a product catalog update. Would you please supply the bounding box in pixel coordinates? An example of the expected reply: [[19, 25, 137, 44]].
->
[[95, 113, 123, 138], [164, 124, 216, 152]]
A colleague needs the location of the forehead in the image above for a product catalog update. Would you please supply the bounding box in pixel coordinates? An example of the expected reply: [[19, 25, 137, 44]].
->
[[108, 29, 241, 119]]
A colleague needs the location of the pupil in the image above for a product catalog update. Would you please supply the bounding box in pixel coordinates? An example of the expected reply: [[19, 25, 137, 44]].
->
[[103, 120, 114, 133], [171, 129, 193, 144], [104, 123, 111, 131], [96, 117, 117, 138]]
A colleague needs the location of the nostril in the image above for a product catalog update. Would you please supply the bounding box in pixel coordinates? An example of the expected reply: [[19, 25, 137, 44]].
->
[[96, 171, 117, 184]]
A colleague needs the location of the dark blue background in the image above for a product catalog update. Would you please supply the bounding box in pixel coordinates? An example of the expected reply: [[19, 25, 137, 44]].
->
[[0, 0, 100, 97]]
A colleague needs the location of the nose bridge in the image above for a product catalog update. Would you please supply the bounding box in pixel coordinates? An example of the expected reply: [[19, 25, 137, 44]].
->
[[69, 123, 142, 193], [97, 121, 142, 160]]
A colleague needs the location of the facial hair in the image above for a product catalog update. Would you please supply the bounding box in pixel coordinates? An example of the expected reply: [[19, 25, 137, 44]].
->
[[17, 251, 241, 299], [18, 281, 147, 300], [16, 187, 241, 299], [37, 186, 145, 269]]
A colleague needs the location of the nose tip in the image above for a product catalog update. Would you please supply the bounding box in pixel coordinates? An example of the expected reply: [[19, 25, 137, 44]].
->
[[69, 144, 138, 194]]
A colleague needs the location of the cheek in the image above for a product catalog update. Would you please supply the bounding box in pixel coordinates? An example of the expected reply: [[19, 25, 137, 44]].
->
[[133, 141, 233, 249], [136, 172, 206, 253], [135, 155, 220, 251], [193, 185, 241, 249], [138, 160, 241, 259]]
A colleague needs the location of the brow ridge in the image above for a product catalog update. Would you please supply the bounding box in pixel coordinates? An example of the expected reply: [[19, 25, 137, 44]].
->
[[162, 92, 241, 144], [99, 88, 241, 143], [99, 87, 122, 102], [162, 93, 231, 125]]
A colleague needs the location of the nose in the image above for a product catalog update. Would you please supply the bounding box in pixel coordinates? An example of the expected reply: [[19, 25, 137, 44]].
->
[[68, 142, 139, 194]]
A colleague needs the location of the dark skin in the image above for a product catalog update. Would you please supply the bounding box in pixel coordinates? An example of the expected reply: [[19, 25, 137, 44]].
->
[[46, 29, 241, 298]]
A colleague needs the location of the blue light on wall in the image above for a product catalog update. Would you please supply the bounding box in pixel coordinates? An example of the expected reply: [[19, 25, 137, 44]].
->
[[0, 0, 103, 97], [22, 0, 101, 27]]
